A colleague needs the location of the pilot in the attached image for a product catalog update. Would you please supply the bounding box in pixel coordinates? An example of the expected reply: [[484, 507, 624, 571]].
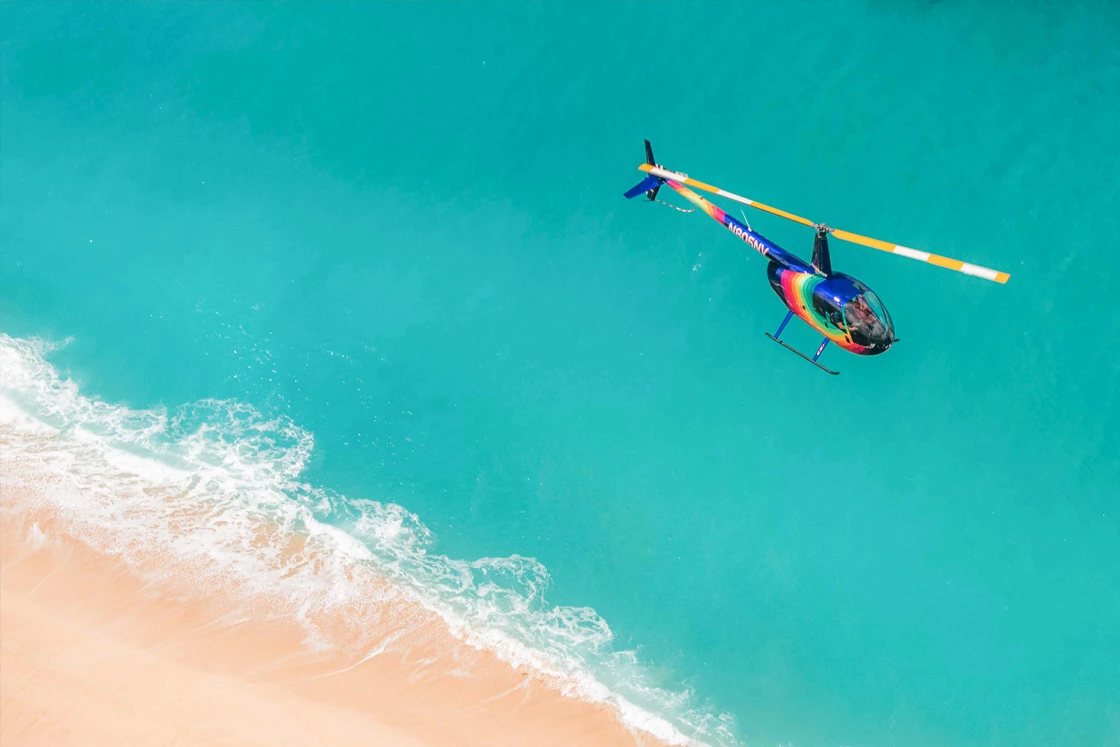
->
[[864, 314, 887, 343], [846, 297, 887, 344], [846, 298, 873, 327]]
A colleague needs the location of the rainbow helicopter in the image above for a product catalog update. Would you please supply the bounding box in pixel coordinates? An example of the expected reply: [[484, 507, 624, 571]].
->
[[624, 141, 1009, 374]]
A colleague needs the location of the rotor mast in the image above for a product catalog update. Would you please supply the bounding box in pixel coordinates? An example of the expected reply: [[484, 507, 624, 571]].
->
[[812, 223, 833, 277]]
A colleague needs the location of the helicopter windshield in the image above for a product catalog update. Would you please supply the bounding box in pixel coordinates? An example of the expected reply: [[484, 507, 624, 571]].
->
[[862, 289, 892, 330], [842, 291, 894, 349]]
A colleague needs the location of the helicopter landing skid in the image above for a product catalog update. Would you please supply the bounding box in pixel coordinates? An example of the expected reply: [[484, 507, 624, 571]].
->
[[764, 333, 840, 375]]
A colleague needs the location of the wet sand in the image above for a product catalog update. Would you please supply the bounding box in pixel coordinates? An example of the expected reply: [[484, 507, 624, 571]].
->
[[0, 487, 669, 747]]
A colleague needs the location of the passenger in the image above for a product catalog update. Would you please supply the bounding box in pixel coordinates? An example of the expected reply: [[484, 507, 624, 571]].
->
[[846, 299, 873, 328], [844, 296, 888, 346]]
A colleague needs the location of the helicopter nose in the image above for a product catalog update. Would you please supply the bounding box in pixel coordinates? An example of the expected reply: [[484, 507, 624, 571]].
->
[[875, 325, 896, 350], [862, 317, 895, 352]]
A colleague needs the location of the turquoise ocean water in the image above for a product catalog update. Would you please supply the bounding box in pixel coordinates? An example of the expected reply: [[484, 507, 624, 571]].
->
[[3, 2, 1119, 745]]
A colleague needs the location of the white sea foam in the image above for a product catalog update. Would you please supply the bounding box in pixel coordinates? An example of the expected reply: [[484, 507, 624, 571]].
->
[[0, 333, 739, 747]]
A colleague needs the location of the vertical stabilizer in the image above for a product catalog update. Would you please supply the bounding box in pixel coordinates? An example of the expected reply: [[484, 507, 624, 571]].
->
[[622, 139, 662, 201]]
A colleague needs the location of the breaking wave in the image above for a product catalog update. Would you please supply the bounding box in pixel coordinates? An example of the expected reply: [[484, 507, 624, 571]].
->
[[0, 333, 739, 747]]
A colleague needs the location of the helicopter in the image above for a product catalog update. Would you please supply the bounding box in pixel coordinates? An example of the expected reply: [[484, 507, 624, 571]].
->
[[623, 140, 1009, 374]]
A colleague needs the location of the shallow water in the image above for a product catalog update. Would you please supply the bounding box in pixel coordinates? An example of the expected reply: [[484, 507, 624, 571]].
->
[[3, 3, 1120, 745]]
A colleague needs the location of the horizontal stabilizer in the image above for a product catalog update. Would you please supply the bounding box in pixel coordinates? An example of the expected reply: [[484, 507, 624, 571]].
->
[[623, 174, 663, 201]]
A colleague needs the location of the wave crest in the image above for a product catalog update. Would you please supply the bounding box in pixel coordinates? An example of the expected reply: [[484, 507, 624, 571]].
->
[[0, 332, 738, 747]]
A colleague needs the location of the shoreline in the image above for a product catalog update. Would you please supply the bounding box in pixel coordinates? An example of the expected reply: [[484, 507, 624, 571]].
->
[[0, 333, 701, 747], [0, 498, 671, 746]]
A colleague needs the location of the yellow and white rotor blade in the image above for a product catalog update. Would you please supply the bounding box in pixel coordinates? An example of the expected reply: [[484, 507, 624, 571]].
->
[[638, 162, 1010, 284], [830, 228, 1010, 284], [640, 163, 814, 228]]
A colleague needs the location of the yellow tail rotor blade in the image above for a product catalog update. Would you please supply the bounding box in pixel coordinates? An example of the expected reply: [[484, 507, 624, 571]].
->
[[638, 163, 1011, 284]]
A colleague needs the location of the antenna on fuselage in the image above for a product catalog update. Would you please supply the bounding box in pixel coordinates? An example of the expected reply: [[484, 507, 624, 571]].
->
[[740, 210, 753, 232]]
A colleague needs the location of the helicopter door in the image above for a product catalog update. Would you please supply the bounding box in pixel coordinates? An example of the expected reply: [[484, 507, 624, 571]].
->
[[812, 295, 845, 332]]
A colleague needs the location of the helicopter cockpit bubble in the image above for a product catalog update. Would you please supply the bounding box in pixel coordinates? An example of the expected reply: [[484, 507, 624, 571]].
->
[[842, 290, 894, 350]]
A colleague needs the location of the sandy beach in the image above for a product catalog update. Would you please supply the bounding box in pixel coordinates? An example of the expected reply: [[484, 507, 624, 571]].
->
[[0, 487, 669, 747]]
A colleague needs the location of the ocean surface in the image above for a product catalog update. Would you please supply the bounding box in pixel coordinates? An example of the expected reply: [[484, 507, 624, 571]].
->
[[3, 2, 1119, 745]]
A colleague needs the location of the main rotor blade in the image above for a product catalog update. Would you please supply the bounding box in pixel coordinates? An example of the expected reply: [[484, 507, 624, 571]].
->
[[639, 163, 814, 228], [638, 163, 1011, 284], [830, 228, 1010, 284]]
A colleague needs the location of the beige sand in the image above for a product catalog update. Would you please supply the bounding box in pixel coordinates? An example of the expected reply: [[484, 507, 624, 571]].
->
[[0, 501, 671, 747]]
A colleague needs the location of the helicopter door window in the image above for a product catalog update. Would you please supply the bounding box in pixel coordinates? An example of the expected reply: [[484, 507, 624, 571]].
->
[[812, 296, 845, 330]]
